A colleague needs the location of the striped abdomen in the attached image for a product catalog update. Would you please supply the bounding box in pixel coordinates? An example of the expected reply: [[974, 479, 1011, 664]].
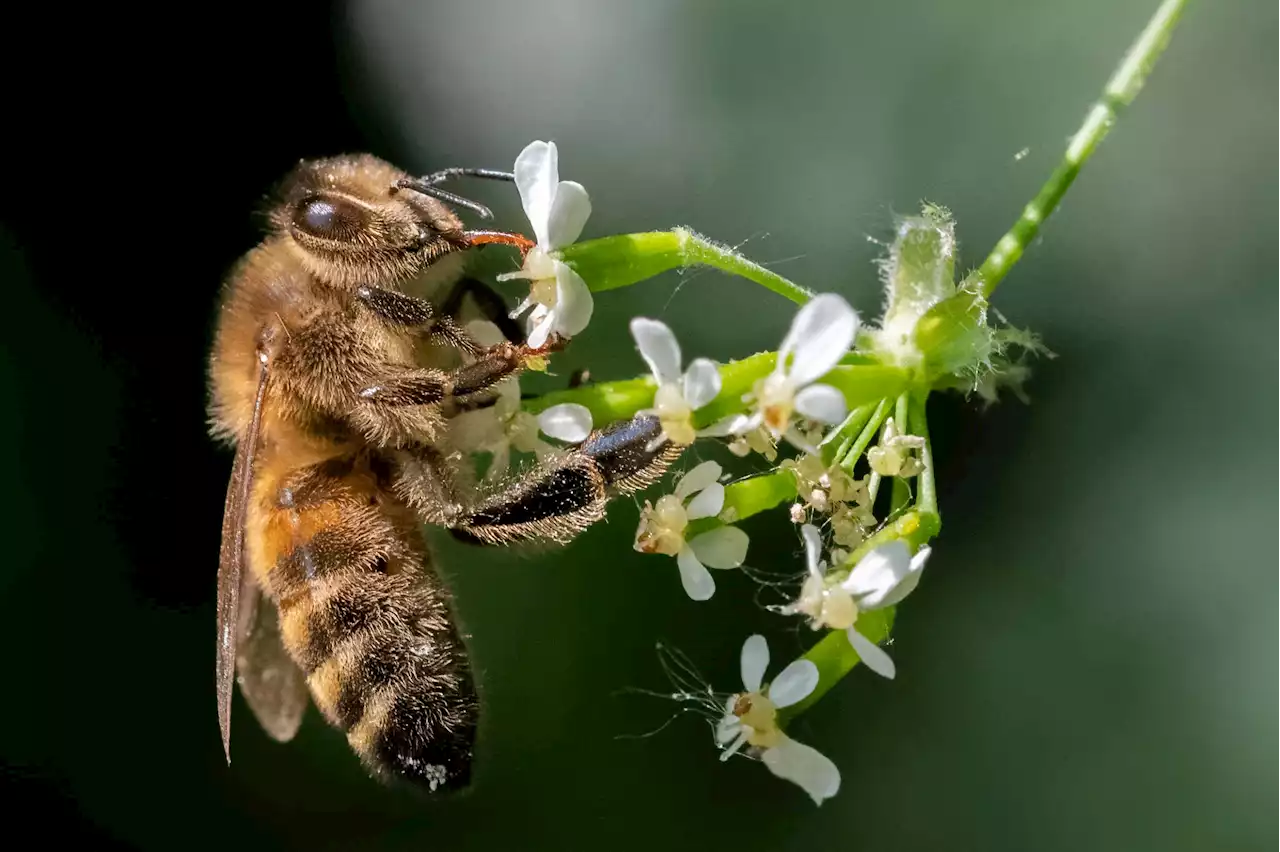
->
[[249, 453, 476, 792]]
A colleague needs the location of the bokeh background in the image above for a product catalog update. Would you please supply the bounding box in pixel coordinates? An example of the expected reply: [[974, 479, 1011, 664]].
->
[[2, 0, 1274, 849]]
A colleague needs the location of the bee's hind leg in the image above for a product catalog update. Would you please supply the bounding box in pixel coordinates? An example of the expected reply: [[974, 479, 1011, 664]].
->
[[448, 415, 684, 547]]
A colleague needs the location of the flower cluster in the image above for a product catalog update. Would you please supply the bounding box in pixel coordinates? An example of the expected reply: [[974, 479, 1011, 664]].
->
[[474, 140, 946, 806], [452, 0, 1181, 800], [781, 453, 877, 546]]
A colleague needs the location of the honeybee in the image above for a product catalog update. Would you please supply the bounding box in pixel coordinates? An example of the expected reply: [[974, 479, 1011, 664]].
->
[[209, 154, 681, 792]]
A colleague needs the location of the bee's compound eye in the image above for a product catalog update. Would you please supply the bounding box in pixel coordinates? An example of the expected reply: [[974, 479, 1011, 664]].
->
[[293, 194, 366, 240], [303, 199, 337, 231]]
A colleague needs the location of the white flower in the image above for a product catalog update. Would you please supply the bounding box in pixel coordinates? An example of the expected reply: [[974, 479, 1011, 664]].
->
[[725, 294, 859, 453], [497, 140, 594, 349], [633, 461, 749, 601], [715, 634, 840, 806], [866, 416, 927, 478], [450, 321, 592, 480], [725, 423, 779, 462], [784, 524, 931, 679], [629, 317, 722, 447], [536, 403, 593, 444]]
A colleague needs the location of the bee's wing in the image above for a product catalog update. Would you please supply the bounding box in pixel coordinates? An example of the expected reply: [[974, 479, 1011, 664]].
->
[[216, 348, 272, 765], [235, 571, 309, 743]]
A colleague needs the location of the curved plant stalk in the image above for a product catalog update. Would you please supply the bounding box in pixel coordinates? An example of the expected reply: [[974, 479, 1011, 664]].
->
[[972, 0, 1189, 297], [780, 0, 1187, 724], [503, 0, 1190, 760], [559, 228, 814, 305]]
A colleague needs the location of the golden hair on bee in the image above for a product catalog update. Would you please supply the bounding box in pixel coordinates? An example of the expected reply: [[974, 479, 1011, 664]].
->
[[210, 152, 685, 794], [266, 154, 468, 289]]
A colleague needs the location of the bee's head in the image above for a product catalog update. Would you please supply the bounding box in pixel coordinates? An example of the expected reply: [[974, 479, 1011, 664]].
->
[[269, 154, 468, 289]]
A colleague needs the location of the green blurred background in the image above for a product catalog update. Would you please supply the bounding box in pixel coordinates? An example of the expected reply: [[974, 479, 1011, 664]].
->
[[1, 0, 1274, 849]]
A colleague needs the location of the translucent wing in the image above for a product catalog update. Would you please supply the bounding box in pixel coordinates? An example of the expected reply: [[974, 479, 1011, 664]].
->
[[236, 571, 308, 743], [216, 348, 271, 764]]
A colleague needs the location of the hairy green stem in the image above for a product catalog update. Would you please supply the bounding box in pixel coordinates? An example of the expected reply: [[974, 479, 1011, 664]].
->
[[559, 228, 814, 305], [972, 0, 1188, 297]]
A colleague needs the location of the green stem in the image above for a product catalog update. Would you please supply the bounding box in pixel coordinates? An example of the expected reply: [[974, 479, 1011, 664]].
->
[[838, 399, 891, 472], [559, 228, 814, 305], [678, 228, 815, 305], [522, 376, 656, 424], [972, 0, 1189, 297], [822, 403, 875, 466], [912, 392, 938, 517], [889, 393, 912, 514], [523, 352, 911, 433]]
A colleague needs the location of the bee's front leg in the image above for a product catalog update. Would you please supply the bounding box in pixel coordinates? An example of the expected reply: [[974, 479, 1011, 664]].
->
[[355, 285, 480, 356]]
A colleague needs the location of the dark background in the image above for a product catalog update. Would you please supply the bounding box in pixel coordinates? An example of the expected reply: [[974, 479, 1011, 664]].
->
[[2, 1, 1274, 850]]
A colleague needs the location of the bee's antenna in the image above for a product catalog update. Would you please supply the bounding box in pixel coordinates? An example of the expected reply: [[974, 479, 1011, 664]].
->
[[418, 167, 516, 185], [394, 179, 496, 221]]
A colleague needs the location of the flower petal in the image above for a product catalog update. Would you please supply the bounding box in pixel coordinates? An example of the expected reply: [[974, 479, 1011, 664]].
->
[[629, 317, 682, 385], [526, 314, 553, 349], [761, 735, 841, 805], [715, 705, 740, 744], [716, 706, 747, 741], [552, 262, 594, 338], [447, 407, 504, 452], [719, 730, 749, 762], [681, 358, 721, 409], [493, 376, 522, 408], [464, 319, 507, 348], [545, 180, 591, 249], [537, 403, 593, 443], [782, 425, 821, 456], [841, 540, 913, 610], [778, 294, 858, 387], [513, 140, 557, 247], [793, 383, 847, 424], [688, 526, 749, 570], [698, 412, 753, 437], [674, 460, 722, 500], [740, 634, 769, 693], [684, 482, 724, 520], [875, 545, 931, 609], [676, 545, 715, 601], [767, 659, 818, 708], [846, 627, 896, 679], [482, 444, 510, 484], [800, 524, 824, 579]]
